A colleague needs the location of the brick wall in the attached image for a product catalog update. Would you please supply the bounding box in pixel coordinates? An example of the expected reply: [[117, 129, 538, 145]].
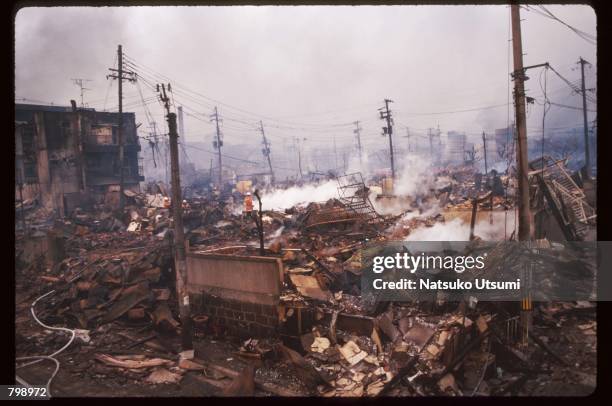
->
[[192, 293, 279, 339]]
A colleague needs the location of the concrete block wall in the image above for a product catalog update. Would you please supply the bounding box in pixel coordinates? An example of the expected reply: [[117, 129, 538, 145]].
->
[[186, 247, 284, 339], [191, 293, 279, 339]]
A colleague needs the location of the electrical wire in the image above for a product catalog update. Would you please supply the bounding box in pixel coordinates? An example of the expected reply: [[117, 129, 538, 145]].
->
[[394, 103, 510, 117], [539, 66, 551, 175], [103, 52, 118, 111], [526, 5, 596, 45], [548, 101, 596, 113]]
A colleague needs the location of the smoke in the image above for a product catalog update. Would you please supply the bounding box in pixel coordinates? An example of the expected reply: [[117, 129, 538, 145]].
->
[[260, 180, 339, 211], [394, 155, 436, 197], [370, 193, 407, 216], [367, 154, 437, 216], [15, 8, 130, 103], [405, 211, 517, 241], [384, 204, 442, 236], [345, 150, 371, 179], [266, 225, 285, 242]]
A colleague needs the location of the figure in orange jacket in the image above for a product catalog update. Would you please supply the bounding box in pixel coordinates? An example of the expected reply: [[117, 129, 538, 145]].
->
[[244, 192, 253, 218]]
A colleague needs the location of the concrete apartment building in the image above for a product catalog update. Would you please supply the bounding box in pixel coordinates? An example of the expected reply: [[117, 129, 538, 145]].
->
[[15, 102, 144, 215]]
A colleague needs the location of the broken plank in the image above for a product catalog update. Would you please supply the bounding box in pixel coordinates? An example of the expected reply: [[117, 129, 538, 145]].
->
[[94, 353, 173, 369], [195, 359, 305, 396]]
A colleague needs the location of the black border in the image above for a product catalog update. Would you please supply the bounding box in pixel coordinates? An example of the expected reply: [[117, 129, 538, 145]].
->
[[4, 1, 611, 404]]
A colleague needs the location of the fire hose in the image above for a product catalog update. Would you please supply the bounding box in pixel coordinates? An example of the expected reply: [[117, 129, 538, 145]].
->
[[15, 289, 77, 397]]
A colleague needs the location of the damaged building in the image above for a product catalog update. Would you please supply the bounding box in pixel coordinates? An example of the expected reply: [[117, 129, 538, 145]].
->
[[15, 103, 144, 217]]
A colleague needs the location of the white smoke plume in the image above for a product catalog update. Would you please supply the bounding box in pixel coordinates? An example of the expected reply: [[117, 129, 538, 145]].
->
[[368, 155, 438, 216], [260, 180, 339, 211], [405, 211, 517, 241], [345, 151, 371, 179], [394, 155, 436, 197]]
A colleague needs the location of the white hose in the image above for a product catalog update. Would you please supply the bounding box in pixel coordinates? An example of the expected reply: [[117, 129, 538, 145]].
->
[[16, 289, 77, 397]]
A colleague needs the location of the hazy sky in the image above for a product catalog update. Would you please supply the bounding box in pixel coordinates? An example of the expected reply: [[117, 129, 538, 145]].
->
[[15, 5, 597, 152]]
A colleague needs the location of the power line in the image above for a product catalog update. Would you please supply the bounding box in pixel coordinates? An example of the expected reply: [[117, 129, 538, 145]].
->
[[395, 103, 510, 117], [182, 143, 259, 165], [549, 101, 596, 113], [524, 5, 596, 45]]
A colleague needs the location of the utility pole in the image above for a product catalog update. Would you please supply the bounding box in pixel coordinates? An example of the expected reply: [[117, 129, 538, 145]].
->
[[106, 45, 135, 210], [210, 107, 223, 188], [482, 131, 489, 176], [510, 5, 532, 242], [295, 137, 304, 179], [379, 99, 395, 178], [483, 131, 494, 225], [578, 57, 591, 179], [71, 78, 92, 107], [353, 121, 363, 168], [177, 106, 188, 164], [156, 83, 193, 357], [259, 121, 275, 184], [148, 122, 159, 168], [511, 4, 534, 348]]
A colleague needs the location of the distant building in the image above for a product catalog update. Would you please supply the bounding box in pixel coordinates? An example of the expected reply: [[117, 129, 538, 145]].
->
[[445, 131, 466, 165], [15, 103, 144, 215], [481, 133, 499, 169], [494, 125, 514, 163]]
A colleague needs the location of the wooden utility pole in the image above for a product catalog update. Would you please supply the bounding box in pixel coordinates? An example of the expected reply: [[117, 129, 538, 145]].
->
[[511, 4, 534, 347], [157, 83, 193, 357], [510, 5, 533, 241], [295, 137, 304, 179], [578, 57, 591, 179], [482, 132, 488, 176], [353, 121, 363, 168], [106, 45, 135, 209], [379, 99, 395, 178], [482, 131, 494, 224], [259, 121, 275, 184], [211, 107, 223, 188], [177, 106, 189, 165]]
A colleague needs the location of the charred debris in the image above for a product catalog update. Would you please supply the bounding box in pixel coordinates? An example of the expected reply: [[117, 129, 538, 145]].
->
[[15, 153, 596, 396], [14, 6, 597, 393]]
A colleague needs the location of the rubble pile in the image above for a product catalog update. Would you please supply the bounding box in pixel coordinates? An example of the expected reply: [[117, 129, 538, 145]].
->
[[266, 297, 596, 397], [14, 167, 596, 397]]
